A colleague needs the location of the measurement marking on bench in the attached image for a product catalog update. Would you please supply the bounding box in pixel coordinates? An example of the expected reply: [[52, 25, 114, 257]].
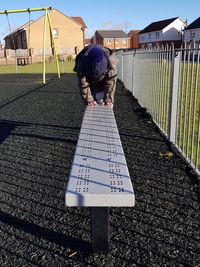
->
[[79, 132, 120, 141], [81, 127, 118, 134], [83, 122, 117, 128], [72, 162, 130, 178], [77, 145, 125, 156], [70, 175, 133, 194], [78, 139, 122, 148]]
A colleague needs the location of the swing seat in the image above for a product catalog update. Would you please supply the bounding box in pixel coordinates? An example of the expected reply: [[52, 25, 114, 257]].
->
[[17, 57, 28, 66]]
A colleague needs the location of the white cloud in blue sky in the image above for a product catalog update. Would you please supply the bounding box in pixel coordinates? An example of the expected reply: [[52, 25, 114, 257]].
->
[[85, 20, 131, 38]]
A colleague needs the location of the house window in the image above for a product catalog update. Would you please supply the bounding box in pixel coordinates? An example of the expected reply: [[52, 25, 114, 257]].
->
[[105, 38, 112, 44], [140, 35, 145, 41], [149, 33, 151, 39], [155, 31, 160, 39], [114, 38, 119, 44], [53, 28, 59, 38], [122, 38, 127, 44], [190, 30, 195, 38]]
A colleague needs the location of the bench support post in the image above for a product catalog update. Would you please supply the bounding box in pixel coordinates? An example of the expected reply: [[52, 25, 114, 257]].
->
[[91, 207, 109, 254]]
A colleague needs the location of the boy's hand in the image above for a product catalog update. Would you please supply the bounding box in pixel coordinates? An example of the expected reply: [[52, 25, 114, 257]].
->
[[87, 101, 98, 107], [105, 101, 113, 108]]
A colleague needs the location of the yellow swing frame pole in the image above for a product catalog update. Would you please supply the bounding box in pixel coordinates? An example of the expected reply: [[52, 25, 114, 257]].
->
[[0, 7, 51, 14], [43, 9, 48, 84], [47, 12, 60, 79], [0, 7, 51, 15]]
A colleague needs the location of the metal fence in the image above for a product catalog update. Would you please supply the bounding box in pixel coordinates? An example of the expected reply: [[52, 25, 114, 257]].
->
[[33, 47, 75, 56], [116, 43, 200, 176]]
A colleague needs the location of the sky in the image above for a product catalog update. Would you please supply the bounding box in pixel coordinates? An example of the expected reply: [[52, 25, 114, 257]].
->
[[0, 0, 199, 43]]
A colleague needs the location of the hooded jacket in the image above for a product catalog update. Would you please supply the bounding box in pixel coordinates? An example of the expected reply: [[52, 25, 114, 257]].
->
[[73, 44, 118, 104]]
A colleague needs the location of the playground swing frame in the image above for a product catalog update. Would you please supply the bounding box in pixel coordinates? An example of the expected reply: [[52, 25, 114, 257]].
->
[[0, 7, 61, 84]]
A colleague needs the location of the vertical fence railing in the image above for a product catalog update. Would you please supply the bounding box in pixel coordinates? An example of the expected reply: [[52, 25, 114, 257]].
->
[[116, 43, 200, 176], [116, 52, 123, 81]]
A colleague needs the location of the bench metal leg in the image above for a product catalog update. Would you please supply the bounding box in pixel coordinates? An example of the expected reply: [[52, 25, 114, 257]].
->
[[91, 207, 109, 254]]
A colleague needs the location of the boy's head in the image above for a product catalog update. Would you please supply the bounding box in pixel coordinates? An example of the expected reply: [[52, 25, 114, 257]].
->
[[84, 46, 108, 82]]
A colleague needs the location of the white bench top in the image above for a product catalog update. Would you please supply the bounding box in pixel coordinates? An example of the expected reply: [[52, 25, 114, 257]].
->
[[65, 105, 135, 207]]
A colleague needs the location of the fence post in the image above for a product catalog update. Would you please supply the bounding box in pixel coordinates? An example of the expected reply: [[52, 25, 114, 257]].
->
[[121, 51, 124, 82], [168, 50, 180, 143], [132, 51, 136, 95], [15, 50, 18, 74]]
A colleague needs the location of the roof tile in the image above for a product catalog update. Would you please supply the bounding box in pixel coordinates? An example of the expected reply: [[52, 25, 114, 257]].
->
[[139, 17, 178, 34], [184, 17, 200, 30], [96, 30, 127, 38]]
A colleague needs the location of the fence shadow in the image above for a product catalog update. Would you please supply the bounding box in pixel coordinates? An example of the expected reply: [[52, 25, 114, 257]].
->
[[0, 210, 91, 252]]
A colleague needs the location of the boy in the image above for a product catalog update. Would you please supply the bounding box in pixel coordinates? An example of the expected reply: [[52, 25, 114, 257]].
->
[[73, 44, 118, 107]]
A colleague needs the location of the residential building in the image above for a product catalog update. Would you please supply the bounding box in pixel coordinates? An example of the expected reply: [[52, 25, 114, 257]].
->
[[85, 38, 92, 46], [4, 9, 87, 59], [0, 41, 4, 50], [139, 17, 186, 48], [92, 30, 130, 50], [183, 17, 200, 47], [128, 30, 140, 49]]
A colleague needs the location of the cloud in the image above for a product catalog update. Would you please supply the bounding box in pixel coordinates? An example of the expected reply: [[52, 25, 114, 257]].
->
[[85, 27, 97, 38], [1, 25, 18, 38], [1, 26, 11, 38], [100, 20, 131, 32], [85, 20, 132, 38]]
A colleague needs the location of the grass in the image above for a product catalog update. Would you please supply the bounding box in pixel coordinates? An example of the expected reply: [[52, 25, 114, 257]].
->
[[133, 57, 200, 171], [152, 60, 200, 170], [0, 61, 75, 74], [176, 61, 200, 168]]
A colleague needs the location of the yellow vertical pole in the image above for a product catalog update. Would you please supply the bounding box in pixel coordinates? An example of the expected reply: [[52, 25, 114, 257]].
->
[[43, 9, 48, 84], [47, 12, 60, 78]]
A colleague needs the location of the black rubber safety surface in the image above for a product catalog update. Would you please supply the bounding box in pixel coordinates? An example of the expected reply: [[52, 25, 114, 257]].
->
[[0, 74, 199, 266]]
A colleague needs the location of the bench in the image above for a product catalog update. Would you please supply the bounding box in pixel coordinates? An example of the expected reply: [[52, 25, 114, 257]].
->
[[65, 105, 135, 253]]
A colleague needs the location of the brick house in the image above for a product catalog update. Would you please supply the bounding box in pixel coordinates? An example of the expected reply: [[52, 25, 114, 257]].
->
[[92, 30, 130, 50], [183, 17, 200, 47], [84, 38, 92, 46], [4, 9, 87, 57], [139, 17, 186, 48], [128, 30, 140, 49]]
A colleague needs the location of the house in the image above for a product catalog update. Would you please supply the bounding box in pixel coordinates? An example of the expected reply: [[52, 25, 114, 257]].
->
[[0, 41, 4, 50], [128, 30, 140, 49], [92, 30, 130, 50], [4, 9, 87, 59], [139, 17, 186, 48], [183, 17, 200, 47], [84, 38, 92, 46]]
